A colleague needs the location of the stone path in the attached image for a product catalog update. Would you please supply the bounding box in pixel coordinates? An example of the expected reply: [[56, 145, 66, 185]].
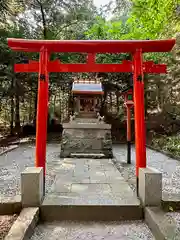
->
[[31, 221, 155, 240], [43, 158, 139, 206]]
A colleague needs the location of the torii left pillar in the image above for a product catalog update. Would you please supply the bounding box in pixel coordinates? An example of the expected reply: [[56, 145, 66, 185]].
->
[[133, 49, 146, 194], [36, 47, 49, 194]]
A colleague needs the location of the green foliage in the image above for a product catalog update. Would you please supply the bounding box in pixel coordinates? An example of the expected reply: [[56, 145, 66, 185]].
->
[[86, 0, 180, 41], [0, 0, 26, 26], [85, 16, 130, 40], [127, 0, 180, 39], [152, 135, 180, 157], [85, 0, 179, 62]]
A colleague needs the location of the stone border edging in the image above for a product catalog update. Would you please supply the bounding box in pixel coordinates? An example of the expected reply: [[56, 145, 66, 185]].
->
[[0, 145, 18, 156], [146, 144, 180, 161], [145, 206, 180, 240], [11, 138, 35, 146], [0, 137, 36, 156], [5, 207, 39, 240]]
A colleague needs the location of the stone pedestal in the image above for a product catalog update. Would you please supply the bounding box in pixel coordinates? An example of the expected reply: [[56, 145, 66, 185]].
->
[[60, 119, 113, 158], [139, 167, 162, 206], [21, 167, 44, 207]]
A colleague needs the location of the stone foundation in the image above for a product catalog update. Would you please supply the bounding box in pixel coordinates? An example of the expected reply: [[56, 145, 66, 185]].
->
[[21, 167, 44, 207], [60, 119, 113, 158], [139, 167, 162, 206]]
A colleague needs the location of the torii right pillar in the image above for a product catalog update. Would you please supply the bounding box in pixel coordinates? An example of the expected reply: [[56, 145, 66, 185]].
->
[[133, 49, 146, 194]]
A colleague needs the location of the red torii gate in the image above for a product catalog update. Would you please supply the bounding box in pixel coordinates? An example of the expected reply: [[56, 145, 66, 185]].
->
[[7, 38, 175, 191]]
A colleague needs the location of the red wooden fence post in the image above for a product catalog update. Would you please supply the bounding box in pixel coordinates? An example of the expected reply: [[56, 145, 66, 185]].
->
[[133, 49, 146, 194], [35, 47, 49, 192]]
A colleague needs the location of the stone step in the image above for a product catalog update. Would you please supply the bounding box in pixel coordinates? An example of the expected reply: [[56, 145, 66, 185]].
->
[[40, 204, 143, 221], [40, 158, 142, 221], [70, 153, 106, 158]]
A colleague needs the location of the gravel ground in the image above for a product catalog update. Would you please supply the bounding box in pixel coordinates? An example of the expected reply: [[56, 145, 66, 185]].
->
[[0, 146, 18, 156], [113, 144, 180, 194], [0, 143, 60, 201], [31, 220, 155, 240], [0, 215, 17, 239], [166, 211, 180, 235], [1, 143, 180, 200]]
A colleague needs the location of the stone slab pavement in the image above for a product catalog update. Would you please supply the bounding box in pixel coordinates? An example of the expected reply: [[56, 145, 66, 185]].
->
[[43, 158, 140, 206]]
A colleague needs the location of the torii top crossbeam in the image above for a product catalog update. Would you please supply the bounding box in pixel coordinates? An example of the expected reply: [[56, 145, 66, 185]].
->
[[8, 38, 175, 53]]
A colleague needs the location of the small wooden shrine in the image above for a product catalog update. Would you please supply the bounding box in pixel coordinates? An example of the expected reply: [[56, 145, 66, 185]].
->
[[60, 78, 113, 158], [71, 78, 103, 118]]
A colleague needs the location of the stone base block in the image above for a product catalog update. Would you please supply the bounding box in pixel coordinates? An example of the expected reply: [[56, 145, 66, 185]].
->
[[21, 167, 44, 207], [139, 167, 162, 206], [60, 150, 113, 159], [60, 121, 113, 159]]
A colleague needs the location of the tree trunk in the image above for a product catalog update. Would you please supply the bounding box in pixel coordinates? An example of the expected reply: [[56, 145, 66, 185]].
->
[[68, 90, 72, 118], [10, 96, 14, 135], [157, 79, 162, 112], [33, 92, 38, 126], [110, 92, 113, 112], [10, 77, 14, 135], [144, 74, 148, 117], [101, 90, 107, 116], [59, 90, 61, 122], [116, 92, 119, 114], [15, 89, 20, 134], [37, 0, 47, 39], [29, 76, 33, 122], [53, 94, 56, 115], [61, 90, 64, 122]]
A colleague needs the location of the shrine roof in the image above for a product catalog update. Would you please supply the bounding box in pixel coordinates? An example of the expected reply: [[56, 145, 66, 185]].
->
[[72, 81, 103, 95], [8, 38, 175, 53], [121, 86, 133, 93]]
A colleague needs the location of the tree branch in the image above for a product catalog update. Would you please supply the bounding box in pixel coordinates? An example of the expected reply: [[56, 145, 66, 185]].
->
[[35, 0, 47, 39], [54, 20, 82, 38]]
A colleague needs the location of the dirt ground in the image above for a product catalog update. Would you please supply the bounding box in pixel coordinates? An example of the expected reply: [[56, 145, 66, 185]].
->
[[0, 215, 17, 239]]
